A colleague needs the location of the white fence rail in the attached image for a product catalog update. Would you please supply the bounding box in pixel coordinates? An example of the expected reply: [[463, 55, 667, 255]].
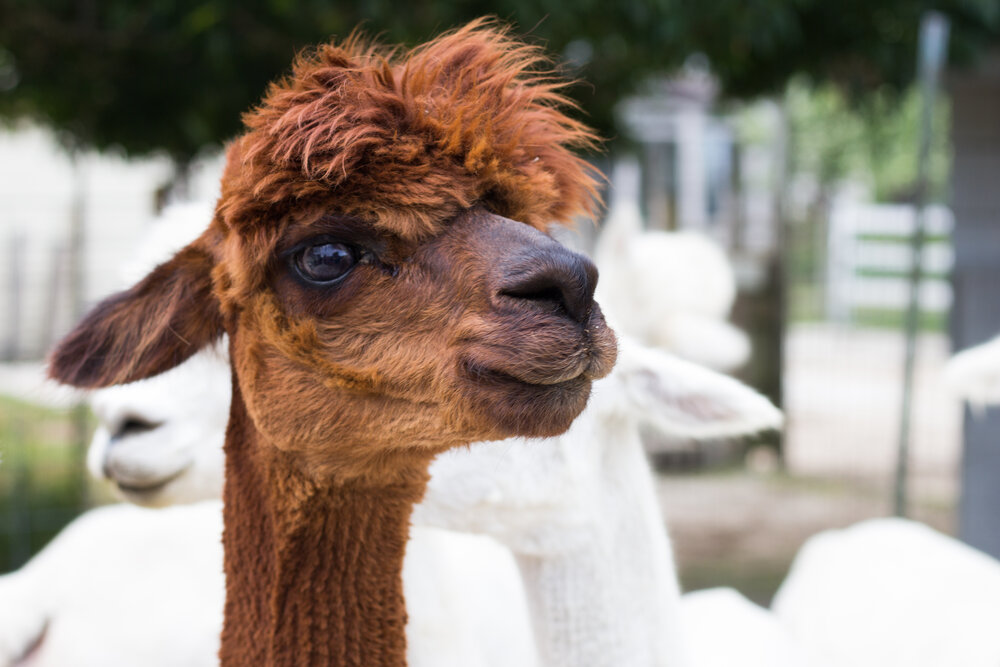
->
[[826, 202, 953, 323]]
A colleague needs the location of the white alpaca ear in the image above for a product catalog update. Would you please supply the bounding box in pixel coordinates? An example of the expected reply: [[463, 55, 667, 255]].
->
[[615, 338, 782, 441]]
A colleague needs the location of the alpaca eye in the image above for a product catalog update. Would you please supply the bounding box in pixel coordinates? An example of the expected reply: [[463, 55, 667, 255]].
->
[[293, 242, 358, 284]]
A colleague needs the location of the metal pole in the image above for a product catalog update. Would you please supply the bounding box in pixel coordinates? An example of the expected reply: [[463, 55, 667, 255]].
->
[[895, 12, 950, 517]]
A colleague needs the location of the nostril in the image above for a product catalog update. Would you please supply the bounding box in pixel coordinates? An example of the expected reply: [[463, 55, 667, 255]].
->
[[498, 252, 597, 323], [111, 416, 161, 441], [501, 279, 569, 312]]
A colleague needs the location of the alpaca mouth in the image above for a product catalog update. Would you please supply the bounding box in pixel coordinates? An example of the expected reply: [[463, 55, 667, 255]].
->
[[459, 307, 618, 389], [455, 304, 617, 437], [463, 360, 589, 389], [113, 465, 189, 499]]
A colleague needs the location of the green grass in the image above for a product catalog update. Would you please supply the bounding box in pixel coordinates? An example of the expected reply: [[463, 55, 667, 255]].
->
[[856, 233, 950, 244], [855, 267, 949, 281], [851, 307, 947, 332], [788, 283, 826, 323], [679, 558, 791, 607], [0, 396, 94, 570]]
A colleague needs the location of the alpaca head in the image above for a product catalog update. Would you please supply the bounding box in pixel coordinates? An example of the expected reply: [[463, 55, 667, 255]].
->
[[594, 159, 750, 372], [51, 21, 617, 483], [88, 343, 230, 506]]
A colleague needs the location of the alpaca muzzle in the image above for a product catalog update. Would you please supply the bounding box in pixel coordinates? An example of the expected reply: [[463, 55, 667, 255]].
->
[[444, 208, 617, 437]]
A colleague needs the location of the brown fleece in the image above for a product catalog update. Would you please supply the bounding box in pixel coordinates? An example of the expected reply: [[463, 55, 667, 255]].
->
[[222, 373, 425, 666], [48, 242, 223, 387], [49, 19, 618, 667]]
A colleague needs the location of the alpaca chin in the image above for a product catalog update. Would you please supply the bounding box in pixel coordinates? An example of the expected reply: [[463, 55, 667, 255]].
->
[[464, 375, 593, 438]]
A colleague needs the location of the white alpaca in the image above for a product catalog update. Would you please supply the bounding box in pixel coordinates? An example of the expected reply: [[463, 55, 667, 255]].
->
[[945, 335, 1000, 409], [415, 338, 781, 667], [87, 345, 229, 506], [680, 588, 818, 667], [593, 158, 750, 372], [772, 518, 1000, 667], [86, 202, 228, 505], [0, 502, 531, 667], [0, 502, 225, 667]]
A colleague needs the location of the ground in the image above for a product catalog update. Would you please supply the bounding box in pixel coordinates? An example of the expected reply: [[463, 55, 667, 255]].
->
[[660, 470, 955, 605], [660, 323, 962, 605]]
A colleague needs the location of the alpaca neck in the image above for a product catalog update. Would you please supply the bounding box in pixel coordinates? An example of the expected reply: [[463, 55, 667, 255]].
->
[[220, 382, 424, 667], [515, 431, 685, 667]]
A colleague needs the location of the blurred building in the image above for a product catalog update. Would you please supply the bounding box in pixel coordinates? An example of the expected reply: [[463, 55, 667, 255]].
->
[[617, 65, 781, 263]]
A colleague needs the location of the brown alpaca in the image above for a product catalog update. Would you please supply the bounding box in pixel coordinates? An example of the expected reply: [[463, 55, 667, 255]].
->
[[49, 20, 617, 667]]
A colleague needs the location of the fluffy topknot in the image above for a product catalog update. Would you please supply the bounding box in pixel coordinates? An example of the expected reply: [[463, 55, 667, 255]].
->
[[217, 19, 602, 240]]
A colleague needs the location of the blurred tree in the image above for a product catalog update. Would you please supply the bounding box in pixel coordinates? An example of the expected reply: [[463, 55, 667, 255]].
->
[[858, 87, 951, 202], [0, 1, 370, 164], [673, 0, 999, 99], [0, 0, 997, 163]]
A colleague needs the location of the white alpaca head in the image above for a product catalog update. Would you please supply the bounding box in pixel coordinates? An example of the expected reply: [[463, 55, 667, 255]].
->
[[87, 345, 230, 506], [594, 159, 750, 372], [944, 335, 1000, 410], [87, 202, 229, 506]]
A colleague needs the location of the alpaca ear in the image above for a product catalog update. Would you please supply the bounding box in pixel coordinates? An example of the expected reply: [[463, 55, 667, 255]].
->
[[49, 241, 223, 388], [615, 338, 783, 441]]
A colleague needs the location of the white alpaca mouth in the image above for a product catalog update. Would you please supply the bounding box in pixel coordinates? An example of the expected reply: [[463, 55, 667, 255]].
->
[[113, 464, 190, 499]]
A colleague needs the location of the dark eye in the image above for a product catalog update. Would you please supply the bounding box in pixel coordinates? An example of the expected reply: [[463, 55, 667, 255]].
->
[[292, 242, 358, 284]]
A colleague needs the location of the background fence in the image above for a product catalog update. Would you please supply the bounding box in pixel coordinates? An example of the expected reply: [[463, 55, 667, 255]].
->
[[0, 117, 965, 605], [826, 202, 953, 328]]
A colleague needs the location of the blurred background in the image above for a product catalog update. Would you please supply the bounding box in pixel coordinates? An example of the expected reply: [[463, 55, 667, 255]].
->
[[1, 0, 999, 607]]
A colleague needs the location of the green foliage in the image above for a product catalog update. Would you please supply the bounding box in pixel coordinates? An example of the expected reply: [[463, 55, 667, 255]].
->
[[784, 78, 951, 202], [857, 87, 951, 202], [786, 80, 869, 186], [0, 1, 997, 162], [0, 396, 92, 570], [0, 1, 365, 161]]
